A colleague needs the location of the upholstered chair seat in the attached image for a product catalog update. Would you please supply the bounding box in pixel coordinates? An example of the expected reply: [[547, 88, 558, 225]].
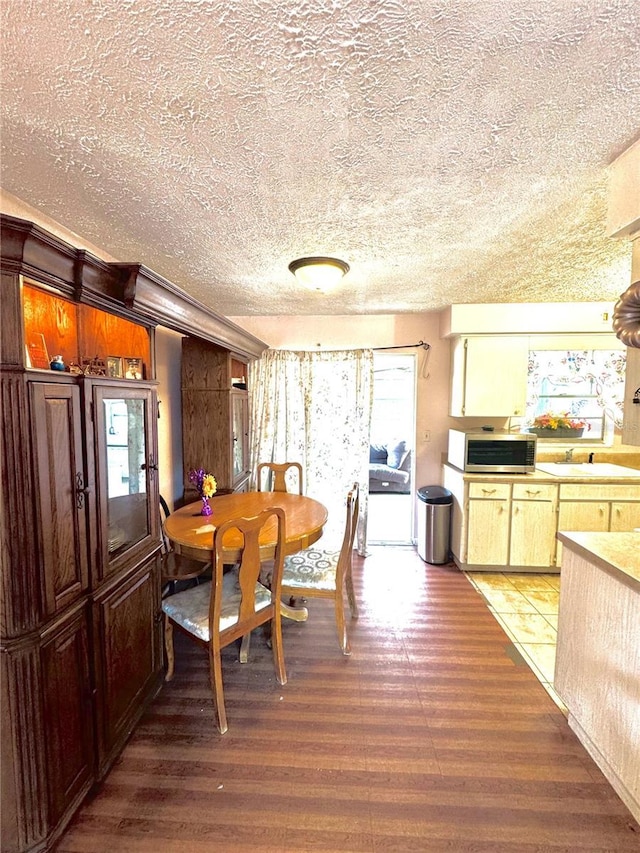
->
[[161, 507, 287, 734], [162, 572, 273, 641], [280, 483, 360, 655], [280, 548, 342, 591]]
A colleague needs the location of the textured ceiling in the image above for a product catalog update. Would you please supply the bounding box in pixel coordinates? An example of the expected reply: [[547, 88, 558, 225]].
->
[[1, 0, 639, 316]]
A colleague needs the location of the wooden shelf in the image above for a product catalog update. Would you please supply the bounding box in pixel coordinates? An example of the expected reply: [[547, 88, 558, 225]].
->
[[23, 281, 151, 376]]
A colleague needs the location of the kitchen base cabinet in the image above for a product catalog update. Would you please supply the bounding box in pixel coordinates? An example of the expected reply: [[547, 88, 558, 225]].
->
[[510, 484, 559, 568], [466, 483, 510, 566], [556, 483, 640, 562], [557, 501, 609, 534], [611, 502, 640, 531], [444, 465, 559, 572], [445, 464, 640, 573], [554, 533, 640, 823]]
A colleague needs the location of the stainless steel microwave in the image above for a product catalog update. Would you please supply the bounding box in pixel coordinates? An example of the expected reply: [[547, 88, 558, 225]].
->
[[448, 429, 537, 474]]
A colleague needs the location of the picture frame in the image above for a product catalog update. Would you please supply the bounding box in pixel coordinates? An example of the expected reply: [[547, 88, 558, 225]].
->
[[25, 332, 50, 370], [106, 355, 124, 378], [80, 356, 107, 376], [124, 357, 143, 380]]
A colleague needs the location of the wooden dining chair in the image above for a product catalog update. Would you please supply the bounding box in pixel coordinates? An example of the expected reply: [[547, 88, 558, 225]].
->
[[280, 483, 360, 655], [257, 461, 303, 495], [161, 507, 288, 734], [159, 495, 210, 598]]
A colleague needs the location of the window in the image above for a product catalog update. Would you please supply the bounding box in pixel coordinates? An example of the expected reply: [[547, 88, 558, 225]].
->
[[526, 349, 626, 441]]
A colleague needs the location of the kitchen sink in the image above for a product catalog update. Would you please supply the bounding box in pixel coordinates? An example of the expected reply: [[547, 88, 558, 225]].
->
[[535, 462, 640, 478]]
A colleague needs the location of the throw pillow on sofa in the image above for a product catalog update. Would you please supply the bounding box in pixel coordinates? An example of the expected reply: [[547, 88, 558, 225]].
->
[[386, 439, 408, 469], [369, 444, 388, 463]]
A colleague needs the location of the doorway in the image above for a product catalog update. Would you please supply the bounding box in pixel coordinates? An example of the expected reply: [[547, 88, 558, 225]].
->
[[367, 352, 416, 545]]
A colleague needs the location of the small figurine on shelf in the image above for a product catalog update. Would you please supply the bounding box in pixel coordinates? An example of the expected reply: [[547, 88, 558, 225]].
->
[[81, 355, 107, 376], [188, 468, 217, 516]]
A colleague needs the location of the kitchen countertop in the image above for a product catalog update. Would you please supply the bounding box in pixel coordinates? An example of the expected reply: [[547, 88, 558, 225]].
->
[[556, 531, 640, 589], [443, 462, 640, 484]]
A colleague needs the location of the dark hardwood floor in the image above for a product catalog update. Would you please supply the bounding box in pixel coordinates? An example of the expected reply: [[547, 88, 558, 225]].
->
[[58, 547, 639, 852]]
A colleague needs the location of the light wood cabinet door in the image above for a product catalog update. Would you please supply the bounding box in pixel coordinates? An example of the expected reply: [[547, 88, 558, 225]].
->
[[510, 499, 557, 567], [450, 336, 528, 417], [467, 498, 510, 565], [609, 501, 640, 531], [557, 501, 610, 564], [558, 501, 610, 533], [30, 382, 89, 617]]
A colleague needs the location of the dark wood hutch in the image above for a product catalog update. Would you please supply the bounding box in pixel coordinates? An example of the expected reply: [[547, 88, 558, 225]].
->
[[0, 215, 267, 853]]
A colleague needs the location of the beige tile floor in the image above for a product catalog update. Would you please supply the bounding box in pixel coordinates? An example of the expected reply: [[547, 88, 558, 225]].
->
[[464, 570, 567, 712]]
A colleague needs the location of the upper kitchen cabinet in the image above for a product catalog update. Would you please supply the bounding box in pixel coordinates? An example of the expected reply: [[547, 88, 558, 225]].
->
[[450, 336, 528, 417], [181, 337, 250, 496]]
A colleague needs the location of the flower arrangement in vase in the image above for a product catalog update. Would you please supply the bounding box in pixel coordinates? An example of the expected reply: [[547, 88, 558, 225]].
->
[[528, 412, 589, 438], [188, 468, 217, 515]]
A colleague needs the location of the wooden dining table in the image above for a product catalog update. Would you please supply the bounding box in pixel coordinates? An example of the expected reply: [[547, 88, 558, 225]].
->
[[163, 490, 328, 621]]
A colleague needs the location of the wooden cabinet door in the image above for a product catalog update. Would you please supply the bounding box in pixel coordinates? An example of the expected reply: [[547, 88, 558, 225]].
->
[[558, 501, 610, 532], [182, 388, 231, 491], [467, 498, 510, 565], [231, 391, 249, 489], [609, 502, 640, 531], [510, 499, 557, 567], [41, 606, 94, 827], [30, 382, 89, 616], [557, 501, 610, 564], [92, 557, 162, 776], [450, 336, 528, 417], [90, 383, 160, 584]]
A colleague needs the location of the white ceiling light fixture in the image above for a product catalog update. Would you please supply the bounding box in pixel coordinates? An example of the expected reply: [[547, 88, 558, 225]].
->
[[288, 256, 350, 293]]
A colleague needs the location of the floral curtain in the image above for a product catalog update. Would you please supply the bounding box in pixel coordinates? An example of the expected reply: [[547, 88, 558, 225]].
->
[[527, 349, 627, 433], [248, 348, 373, 553]]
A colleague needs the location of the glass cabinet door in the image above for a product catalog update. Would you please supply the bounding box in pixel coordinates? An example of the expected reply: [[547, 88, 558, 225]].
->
[[231, 392, 248, 484], [92, 383, 158, 580]]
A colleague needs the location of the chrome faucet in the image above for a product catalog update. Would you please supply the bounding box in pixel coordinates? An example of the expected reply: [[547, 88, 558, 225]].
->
[[564, 448, 574, 462]]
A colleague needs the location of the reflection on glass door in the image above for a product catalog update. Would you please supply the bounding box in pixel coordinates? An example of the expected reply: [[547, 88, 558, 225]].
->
[[94, 386, 156, 568], [104, 398, 144, 497], [103, 396, 148, 555]]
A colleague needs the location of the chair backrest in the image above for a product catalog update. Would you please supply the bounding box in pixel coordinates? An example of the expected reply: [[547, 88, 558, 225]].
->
[[257, 461, 303, 495], [209, 507, 286, 640], [159, 494, 172, 554], [334, 482, 360, 585]]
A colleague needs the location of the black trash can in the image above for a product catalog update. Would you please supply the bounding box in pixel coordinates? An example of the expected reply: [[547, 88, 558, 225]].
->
[[416, 486, 452, 564]]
